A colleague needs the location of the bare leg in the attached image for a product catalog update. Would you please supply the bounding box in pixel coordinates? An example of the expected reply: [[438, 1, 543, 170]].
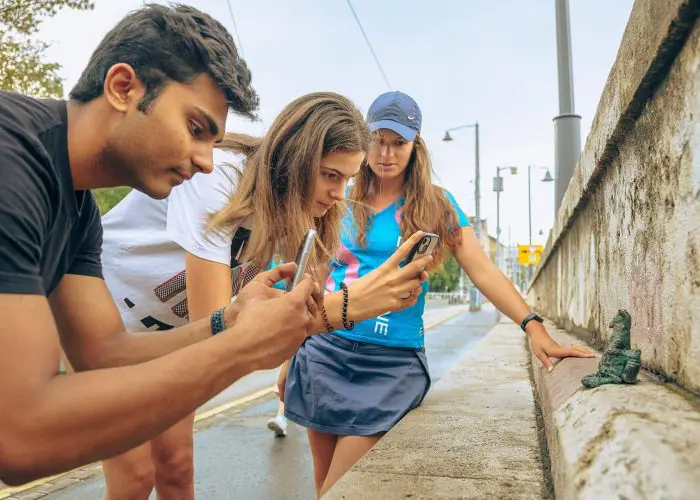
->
[[306, 429, 338, 498], [150, 413, 196, 500], [320, 434, 383, 497], [267, 390, 288, 437], [103, 442, 155, 500]]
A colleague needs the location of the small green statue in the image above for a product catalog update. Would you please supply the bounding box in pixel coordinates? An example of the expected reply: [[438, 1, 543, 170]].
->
[[581, 309, 641, 389]]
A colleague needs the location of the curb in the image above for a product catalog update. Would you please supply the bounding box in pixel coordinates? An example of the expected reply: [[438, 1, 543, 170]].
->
[[531, 322, 700, 500]]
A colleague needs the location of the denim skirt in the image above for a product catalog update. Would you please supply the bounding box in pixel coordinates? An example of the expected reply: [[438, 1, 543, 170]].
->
[[284, 333, 431, 436]]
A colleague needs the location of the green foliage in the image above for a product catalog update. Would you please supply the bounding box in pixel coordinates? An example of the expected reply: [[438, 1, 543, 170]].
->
[[428, 254, 461, 293], [0, 0, 94, 97], [93, 187, 130, 215]]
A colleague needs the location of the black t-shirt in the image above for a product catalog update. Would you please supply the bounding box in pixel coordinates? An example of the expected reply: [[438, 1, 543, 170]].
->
[[0, 91, 103, 296]]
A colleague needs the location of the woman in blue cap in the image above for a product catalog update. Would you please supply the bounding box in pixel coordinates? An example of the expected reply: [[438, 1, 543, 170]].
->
[[281, 91, 593, 497]]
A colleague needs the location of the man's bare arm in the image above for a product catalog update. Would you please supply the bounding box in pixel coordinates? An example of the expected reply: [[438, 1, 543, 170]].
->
[[52, 261, 300, 370], [0, 276, 316, 486], [0, 293, 249, 485], [50, 274, 225, 370]]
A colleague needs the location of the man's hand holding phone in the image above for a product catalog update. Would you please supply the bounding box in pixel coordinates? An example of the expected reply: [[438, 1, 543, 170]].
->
[[227, 231, 435, 350], [230, 274, 322, 370], [224, 262, 321, 330]]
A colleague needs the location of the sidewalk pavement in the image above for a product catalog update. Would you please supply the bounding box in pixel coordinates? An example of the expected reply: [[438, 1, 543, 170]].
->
[[327, 317, 550, 499]]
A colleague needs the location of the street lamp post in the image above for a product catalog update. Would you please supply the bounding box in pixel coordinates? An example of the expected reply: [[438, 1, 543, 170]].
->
[[527, 165, 554, 283], [443, 122, 481, 311], [494, 166, 518, 271], [528, 165, 555, 245], [554, 0, 582, 213]]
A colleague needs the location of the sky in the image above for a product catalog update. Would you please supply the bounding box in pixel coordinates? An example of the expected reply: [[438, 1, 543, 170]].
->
[[36, 0, 635, 248]]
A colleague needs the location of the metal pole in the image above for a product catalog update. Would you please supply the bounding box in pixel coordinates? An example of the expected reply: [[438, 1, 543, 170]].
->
[[470, 123, 482, 311], [443, 122, 482, 310], [555, 0, 575, 114], [509, 225, 515, 283], [554, 0, 581, 213], [474, 122, 481, 238], [496, 174, 501, 270], [528, 165, 532, 246]]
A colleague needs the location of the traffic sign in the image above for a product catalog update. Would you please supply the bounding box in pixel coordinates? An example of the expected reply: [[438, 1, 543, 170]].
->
[[518, 244, 543, 266]]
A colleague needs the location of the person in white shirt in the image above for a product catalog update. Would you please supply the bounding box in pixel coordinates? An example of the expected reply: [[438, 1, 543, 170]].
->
[[100, 92, 433, 500]]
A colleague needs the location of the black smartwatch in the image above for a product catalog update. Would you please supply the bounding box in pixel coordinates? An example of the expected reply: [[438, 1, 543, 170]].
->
[[520, 312, 543, 332]]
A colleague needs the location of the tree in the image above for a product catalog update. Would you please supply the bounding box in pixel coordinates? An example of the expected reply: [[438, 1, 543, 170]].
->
[[93, 187, 131, 215], [0, 0, 94, 97], [428, 254, 461, 293]]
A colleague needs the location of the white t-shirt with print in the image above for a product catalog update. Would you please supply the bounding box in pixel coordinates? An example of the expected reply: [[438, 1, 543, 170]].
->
[[101, 156, 249, 332]]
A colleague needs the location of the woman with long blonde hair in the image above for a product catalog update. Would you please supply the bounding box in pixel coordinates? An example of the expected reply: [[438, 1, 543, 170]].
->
[[281, 91, 593, 498], [98, 91, 431, 500]]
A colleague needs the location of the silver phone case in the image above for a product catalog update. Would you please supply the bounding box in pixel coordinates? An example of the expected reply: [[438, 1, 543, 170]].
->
[[287, 229, 317, 291]]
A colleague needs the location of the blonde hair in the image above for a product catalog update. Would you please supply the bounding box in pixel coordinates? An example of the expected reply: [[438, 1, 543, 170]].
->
[[349, 133, 462, 267], [210, 92, 370, 276]]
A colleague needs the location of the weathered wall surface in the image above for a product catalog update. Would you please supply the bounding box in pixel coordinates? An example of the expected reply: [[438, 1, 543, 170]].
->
[[529, 0, 700, 392]]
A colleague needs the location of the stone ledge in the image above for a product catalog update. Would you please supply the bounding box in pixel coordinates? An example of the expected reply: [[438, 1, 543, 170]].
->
[[533, 321, 700, 500], [326, 319, 549, 499]]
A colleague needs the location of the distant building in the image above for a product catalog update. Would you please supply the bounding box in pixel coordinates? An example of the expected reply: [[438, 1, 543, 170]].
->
[[468, 217, 490, 254], [487, 235, 508, 267]]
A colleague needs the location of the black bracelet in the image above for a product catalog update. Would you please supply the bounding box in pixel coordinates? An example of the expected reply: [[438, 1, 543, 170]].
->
[[339, 282, 355, 331], [520, 312, 544, 332], [211, 307, 226, 336], [319, 303, 334, 334]]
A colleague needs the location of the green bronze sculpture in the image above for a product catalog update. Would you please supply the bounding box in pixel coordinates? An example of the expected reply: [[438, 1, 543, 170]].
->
[[582, 309, 641, 388]]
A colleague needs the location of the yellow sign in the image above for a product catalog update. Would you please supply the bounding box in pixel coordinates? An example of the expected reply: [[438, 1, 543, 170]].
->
[[518, 244, 544, 266]]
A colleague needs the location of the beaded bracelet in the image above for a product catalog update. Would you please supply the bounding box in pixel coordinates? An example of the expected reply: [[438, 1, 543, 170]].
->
[[339, 281, 355, 331], [319, 303, 334, 334]]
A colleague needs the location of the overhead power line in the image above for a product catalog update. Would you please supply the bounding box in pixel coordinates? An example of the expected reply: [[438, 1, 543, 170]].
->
[[226, 0, 245, 58], [345, 0, 392, 90]]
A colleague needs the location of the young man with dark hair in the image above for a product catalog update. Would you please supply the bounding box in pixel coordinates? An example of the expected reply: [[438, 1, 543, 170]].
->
[[0, 4, 320, 487]]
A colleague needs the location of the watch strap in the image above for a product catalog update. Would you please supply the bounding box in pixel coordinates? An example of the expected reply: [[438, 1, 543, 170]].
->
[[211, 307, 227, 336], [520, 312, 543, 332]]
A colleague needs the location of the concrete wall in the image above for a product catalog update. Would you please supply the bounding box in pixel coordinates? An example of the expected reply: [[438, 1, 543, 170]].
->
[[529, 0, 700, 392]]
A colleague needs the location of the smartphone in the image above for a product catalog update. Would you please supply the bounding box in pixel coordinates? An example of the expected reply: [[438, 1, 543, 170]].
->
[[400, 233, 439, 299], [287, 228, 317, 292], [401, 232, 440, 268]]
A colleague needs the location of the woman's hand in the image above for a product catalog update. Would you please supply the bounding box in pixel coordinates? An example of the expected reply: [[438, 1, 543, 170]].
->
[[527, 321, 595, 371], [346, 231, 432, 321]]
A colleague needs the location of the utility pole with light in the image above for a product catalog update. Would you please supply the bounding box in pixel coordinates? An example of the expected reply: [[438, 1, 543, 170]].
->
[[526, 165, 554, 284], [554, 0, 581, 213], [494, 166, 518, 271], [443, 123, 481, 311], [528, 166, 554, 245]]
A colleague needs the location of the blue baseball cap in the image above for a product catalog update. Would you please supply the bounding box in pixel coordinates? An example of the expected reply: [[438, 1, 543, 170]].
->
[[367, 91, 422, 141]]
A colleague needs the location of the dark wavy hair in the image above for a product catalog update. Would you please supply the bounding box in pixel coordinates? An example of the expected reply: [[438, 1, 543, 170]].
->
[[69, 3, 259, 118]]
